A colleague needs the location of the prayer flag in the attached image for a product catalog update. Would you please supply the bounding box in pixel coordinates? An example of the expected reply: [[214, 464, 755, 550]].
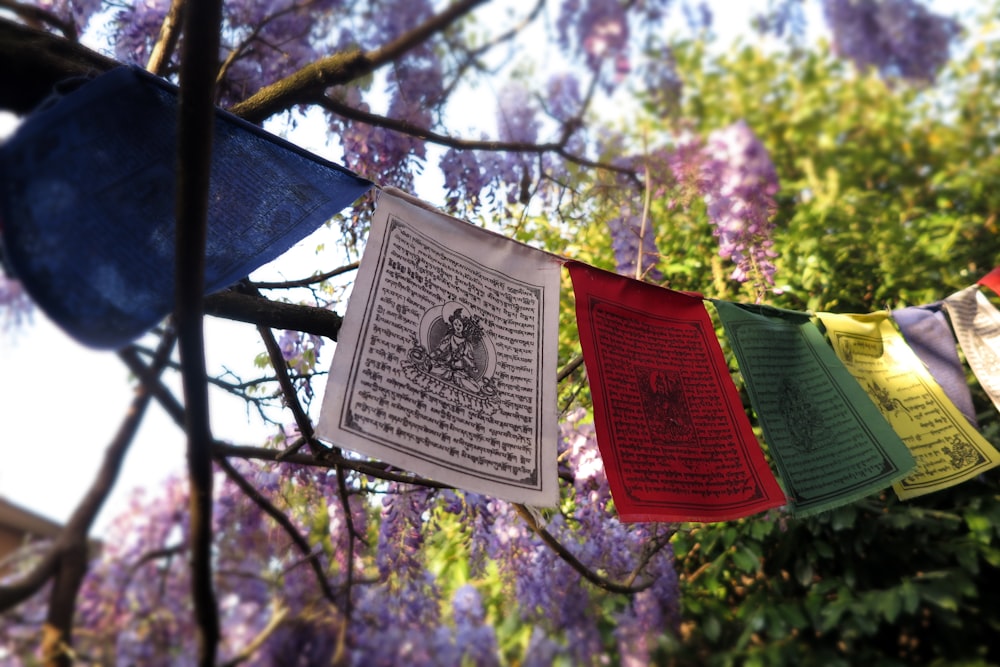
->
[[817, 311, 1000, 499], [317, 190, 562, 506], [567, 262, 785, 522], [714, 302, 915, 516], [944, 285, 1000, 416], [978, 267, 1000, 295], [0, 66, 372, 349], [892, 303, 978, 426]]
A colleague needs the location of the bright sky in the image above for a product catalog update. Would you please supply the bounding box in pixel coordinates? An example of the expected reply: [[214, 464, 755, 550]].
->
[[0, 0, 981, 532]]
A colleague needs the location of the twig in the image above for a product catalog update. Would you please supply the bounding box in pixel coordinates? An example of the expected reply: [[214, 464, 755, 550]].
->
[[557, 354, 585, 383], [174, 0, 223, 662], [247, 261, 359, 290], [215, 458, 342, 610], [256, 320, 328, 457], [316, 94, 635, 177]]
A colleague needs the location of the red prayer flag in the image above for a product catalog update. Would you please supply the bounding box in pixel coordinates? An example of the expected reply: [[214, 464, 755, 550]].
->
[[568, 262, 785, 522], [978, 267, 1000, 296]]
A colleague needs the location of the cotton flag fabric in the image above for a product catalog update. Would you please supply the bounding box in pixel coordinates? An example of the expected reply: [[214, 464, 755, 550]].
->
[[317, 190, 562, 506], [0, 66, 372, 349], [892, 303, 978, 426], [567, 262, 785, 522], [714, 302, 915, 516], [944, 285, 1000, 415], [817, 311, 1000, 499]]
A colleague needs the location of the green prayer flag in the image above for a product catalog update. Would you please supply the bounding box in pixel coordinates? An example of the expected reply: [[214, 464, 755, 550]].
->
[[714, 301, 915, 516]]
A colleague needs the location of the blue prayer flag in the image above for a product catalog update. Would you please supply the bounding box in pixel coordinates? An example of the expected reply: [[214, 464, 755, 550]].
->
[[0, 66, 372, 348]]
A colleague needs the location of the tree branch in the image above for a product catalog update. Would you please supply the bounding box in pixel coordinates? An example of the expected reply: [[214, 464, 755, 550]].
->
[[211, 443, 451, 489], [145, 0, 186, 76], [36, 330, 176, 667], [512, 504, 654, 595], [0, 18, 116, 114], [214, 458, 342, 611], [256, 320, 328, 457], [316, 94, 635, 176], [227, 0, 490, 123], [204, 290, 344, 341], [247, 261, 359, 290], [0, 0, 76, 40], [174, 1, 223, 662]]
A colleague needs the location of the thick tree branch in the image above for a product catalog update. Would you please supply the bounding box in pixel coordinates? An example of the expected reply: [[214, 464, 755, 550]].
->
[[227, 0, 489, 123], [0, 18, 116, 114], [174, 1, 223, 663], [145, 0, 186, 76], [0, 0, 76, 40], [204, 290, 344, 341]]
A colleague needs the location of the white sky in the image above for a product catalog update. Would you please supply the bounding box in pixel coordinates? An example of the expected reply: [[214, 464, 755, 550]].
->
[[0, 0, 981, 531]]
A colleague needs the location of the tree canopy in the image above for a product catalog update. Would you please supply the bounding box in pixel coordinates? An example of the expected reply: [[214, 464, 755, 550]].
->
[[1, 1, 999, 666]]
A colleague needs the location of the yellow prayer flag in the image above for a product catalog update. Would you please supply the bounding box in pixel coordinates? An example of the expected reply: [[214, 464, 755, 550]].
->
[[817, 311, 1000, 499]]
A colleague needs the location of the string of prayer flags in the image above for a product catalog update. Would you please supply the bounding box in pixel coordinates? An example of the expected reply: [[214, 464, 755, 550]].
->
[[316, 189, 562, 506], [714, 302, 915, 516], [978, 266, 1000, 296], [892, 303, 978, 426], [567, 262, 785, 522], [0, 66, 372, 349], [817, 311, 1000, 499], [944, 285, 1000, 415]]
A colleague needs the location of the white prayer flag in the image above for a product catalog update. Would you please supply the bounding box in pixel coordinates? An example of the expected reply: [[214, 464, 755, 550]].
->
[[317, 190, 562, 505], [945, 285, 1000, 415]]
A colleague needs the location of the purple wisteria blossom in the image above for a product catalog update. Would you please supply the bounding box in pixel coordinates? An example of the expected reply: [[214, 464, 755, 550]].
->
[[700, 120, 780, 287], [278, 329, 323, 374], [821, 0, 961, 82], [672, 121, 780, 291]]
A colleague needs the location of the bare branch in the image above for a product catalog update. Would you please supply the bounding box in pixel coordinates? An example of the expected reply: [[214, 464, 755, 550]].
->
[[248, 261, 359, 290], [211, 443, 451, 489], [36, 329, 177, 666]]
